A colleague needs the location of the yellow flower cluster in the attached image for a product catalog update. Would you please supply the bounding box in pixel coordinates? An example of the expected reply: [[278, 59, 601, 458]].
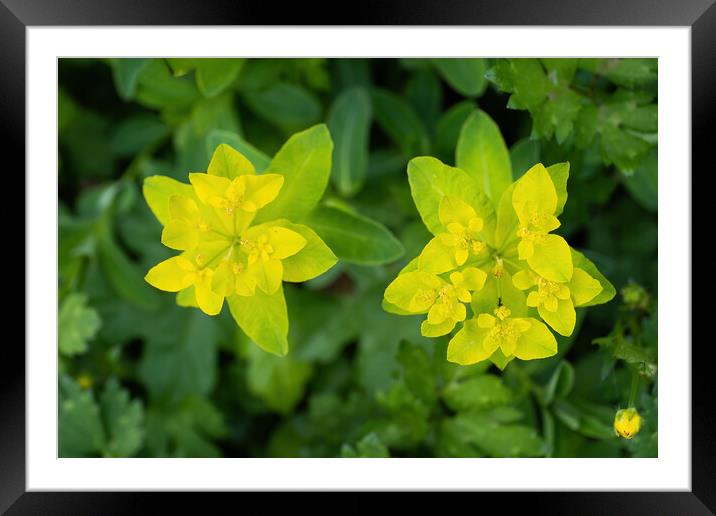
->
[[384, 162, 614, 368]]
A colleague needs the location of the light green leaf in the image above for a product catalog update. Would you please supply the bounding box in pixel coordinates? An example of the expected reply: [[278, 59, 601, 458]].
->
[[571, 249, 616, 307], [228, 286, 289, 356], [432, 58, 488, 97], [254, 124, 333, 223], [302, 205, 404, 265], [142, 175, 194, 226], [206, 129, 271, 173], [456, 109, 513, 204], [327, 86, 372, 196], [59, 293, 101, 356], [546, 162, 569, 216], [407, 156, 495, 237], [269, 219, 337, 282]]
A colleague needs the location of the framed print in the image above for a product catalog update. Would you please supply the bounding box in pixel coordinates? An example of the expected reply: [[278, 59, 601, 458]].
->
[[4, 0, 711, 512]]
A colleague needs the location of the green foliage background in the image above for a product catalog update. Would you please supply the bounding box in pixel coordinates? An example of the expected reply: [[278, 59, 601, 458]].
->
[[58, 58, 657, 458]]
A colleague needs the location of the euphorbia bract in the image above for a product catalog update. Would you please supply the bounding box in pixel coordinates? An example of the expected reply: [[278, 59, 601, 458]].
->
[[143, 126, 338, 357], [384, 153, 615, 369]]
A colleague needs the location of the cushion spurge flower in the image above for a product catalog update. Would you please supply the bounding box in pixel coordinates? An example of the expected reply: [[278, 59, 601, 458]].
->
[[418, 196, 488, 273], [142, 131, 338, 357], [384, 267, 487, 337], [512, 164, 573, 283], [384, 152, 615, 368], [512, 266, 603, 336]]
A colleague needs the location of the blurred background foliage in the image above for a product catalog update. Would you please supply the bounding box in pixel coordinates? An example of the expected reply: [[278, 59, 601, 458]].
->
[[58, 57, 657, 458]]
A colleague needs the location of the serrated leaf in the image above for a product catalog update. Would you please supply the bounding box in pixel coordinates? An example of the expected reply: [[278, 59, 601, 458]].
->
[[59, 293, 101, 356]]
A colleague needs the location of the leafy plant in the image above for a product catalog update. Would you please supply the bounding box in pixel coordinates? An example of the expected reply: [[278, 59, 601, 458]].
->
[[57, 57, 657, 459]]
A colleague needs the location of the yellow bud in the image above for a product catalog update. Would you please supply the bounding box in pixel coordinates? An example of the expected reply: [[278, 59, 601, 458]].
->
[[614, 407, 642, 439], [494, 305, 511, 320], [77, 374, 93, 389]]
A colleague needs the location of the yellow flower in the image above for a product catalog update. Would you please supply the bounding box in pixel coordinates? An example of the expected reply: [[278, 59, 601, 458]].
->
[[240, 224, 307, 294], [512, 267, 602, 336], [418, 196, 488, 274], [614, 407, 642, 439], [144, 241, 229, 315], [384, 267, 487, 337], [189, 172, 284, 235], [512, 164, 573, 282], [447, 304, 557, 366]]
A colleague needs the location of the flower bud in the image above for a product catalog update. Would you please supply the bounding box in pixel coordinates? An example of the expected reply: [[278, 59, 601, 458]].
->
[[614, 407, 642, 439], [621, 282, 649, 311]]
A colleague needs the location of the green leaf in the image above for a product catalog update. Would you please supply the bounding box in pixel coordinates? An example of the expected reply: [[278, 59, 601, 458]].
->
[[138, 308, 219, 402], [254, 124, 333, 223], [407, 156, 495, 237], [302, 205, 404, 265], [341, 433, 390, 458], [432, 58, 488, 97], [96, 223, 160, 312], [109, 58, 150, 100], [243, 82, 322, 132], [510, 137, 540, 179], [59, 293, 101, 356], [144, 396, 226, 458], [371, 88, 428, 157], [622, 147, 657, 212], [327, 86, 372, 196], [228, 286, 289, 356], [246, 345, 313, 413], [142, 175, 194, 226], [134, 59, 199, 110], [571, 249, 616, 307], [99, 378, 144, 457], [542, 361, 575, 405], [269, 219, 337, 282], [435, 100, 476, 157], [59, 375, 105, 457], [456, 109, 513, 204], [454, 411, 545, 457], [443, 375, 513, 412], [206, 129, 271, 173], [195, 58, 245, 97], [546, 161, 569, 216], [109, 115, 168, 158]]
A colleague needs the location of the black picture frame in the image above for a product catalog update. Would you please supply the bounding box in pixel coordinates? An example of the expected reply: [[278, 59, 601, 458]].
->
[[5, 0, 709, 512]]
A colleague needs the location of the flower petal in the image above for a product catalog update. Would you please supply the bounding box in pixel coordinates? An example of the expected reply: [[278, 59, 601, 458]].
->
[[447, 320, 492, 365], [195, 270, 224, 316], [570, 267, 603, 306], [513, 318, 558, 360], [189, 172, 231, 205], [439, 196, 477, 228], [538, 298, 576, 337], [250, 258, 283, 294], [144, 256, 195, 292], [244, 173, 284, 210]]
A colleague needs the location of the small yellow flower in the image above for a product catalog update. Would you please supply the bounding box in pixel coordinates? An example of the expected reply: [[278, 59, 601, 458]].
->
[[418, 196, 487, 273], [384, 267, 487, 337], [614, 407, 642, 439]]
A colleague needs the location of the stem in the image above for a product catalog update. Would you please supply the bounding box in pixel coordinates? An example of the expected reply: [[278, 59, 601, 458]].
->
[[628, 370, 640, 408]]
